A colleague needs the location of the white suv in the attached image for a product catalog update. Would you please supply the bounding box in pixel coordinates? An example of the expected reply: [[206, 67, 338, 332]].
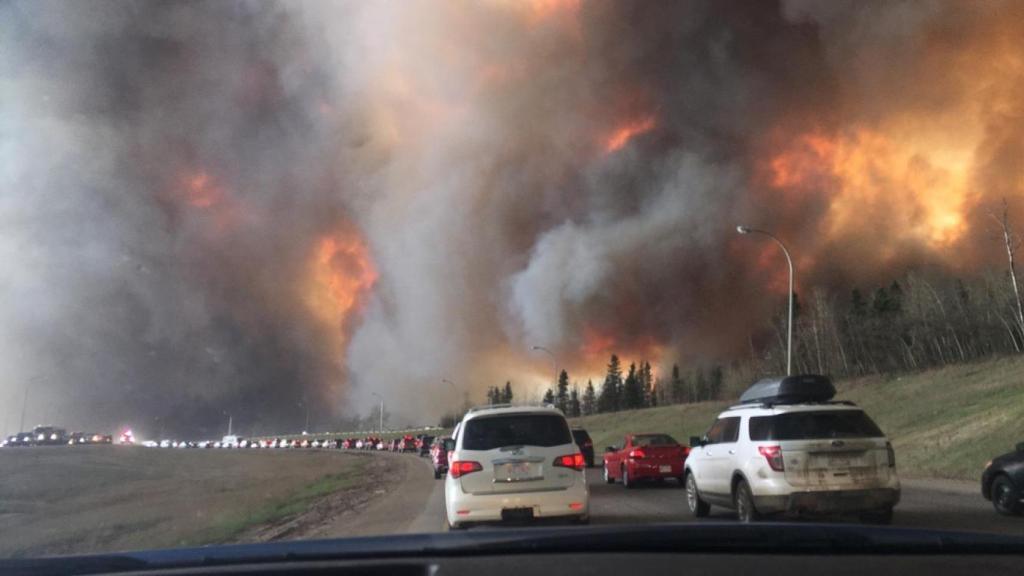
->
[[444, 404, 589, 529], [684, 375, 900, 524]]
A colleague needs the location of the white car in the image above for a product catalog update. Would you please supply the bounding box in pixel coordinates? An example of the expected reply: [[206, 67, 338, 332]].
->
[[684, 374, 900, 524], [444, 404, 589, 529]]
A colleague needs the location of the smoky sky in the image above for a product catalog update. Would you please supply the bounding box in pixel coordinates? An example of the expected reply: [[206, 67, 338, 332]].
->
[[2, 0, 1023, 437]]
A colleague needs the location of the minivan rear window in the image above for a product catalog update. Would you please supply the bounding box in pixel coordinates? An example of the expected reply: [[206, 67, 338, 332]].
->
[[462, 414, 572, 450], [748, 410, 885, 441]]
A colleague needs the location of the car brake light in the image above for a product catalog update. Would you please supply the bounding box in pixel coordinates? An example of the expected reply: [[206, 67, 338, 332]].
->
[[628, 449, 646, 459], [554, 453, 586, 471], [758, 445, 784, 471], [450, 460, 483, 478], [886, 441, 896, 468]]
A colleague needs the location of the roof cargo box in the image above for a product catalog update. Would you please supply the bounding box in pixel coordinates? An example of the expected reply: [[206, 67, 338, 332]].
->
[[738, 374, 836, 405]]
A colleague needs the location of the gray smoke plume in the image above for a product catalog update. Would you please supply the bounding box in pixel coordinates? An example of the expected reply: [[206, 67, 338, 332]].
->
[[2, 0, 1021, 435]]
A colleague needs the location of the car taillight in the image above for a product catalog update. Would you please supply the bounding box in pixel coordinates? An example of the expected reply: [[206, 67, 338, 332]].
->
[[758, 445, 784, 471], [628, 449, 646, 459], [886, 441, 896, 468], [554, 453, 586, 471], [682, 446, 691, 459], [450, 460, 483, 478]]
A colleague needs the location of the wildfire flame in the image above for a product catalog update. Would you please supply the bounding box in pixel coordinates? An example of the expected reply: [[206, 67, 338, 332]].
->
[[305, 232, 378, 330], [604, 116, 656, 154], [765, 128, 971, 249]]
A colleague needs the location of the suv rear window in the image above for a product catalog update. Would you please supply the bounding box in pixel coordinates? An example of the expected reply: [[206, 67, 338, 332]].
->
[[462, 414, 571, 450], [749, 410, 885, 441]]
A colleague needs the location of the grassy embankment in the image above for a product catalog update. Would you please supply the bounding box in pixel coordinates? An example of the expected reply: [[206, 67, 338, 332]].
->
[[568, 354, 1024, 481]]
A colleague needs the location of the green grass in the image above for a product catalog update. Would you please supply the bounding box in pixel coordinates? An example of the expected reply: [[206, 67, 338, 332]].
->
[[569, 355, 1024, 481], [182, 459, 367, 545]]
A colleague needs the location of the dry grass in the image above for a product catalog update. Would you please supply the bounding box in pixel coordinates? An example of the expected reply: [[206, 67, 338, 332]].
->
[[0, 446, 372, 558]]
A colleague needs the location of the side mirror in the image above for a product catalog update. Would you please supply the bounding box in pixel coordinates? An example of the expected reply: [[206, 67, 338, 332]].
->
[[690, 436, 704, 448], [1016, 442, 1024, 453], [604, 446, 617, 453]]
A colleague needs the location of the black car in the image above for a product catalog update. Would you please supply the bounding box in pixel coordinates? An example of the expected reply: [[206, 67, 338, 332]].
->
[[572, 428, 595, 468], [418, 435, 434, 457], [982, 441, 1024, 516]]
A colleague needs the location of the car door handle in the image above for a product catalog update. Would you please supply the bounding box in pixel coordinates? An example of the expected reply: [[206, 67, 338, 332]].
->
[[728, 450, 736, 455]]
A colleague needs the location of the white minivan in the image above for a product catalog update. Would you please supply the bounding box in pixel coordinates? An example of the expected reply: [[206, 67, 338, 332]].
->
[[444, 404, 589, 529]]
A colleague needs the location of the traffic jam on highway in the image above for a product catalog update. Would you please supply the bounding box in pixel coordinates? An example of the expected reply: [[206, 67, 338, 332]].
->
[[4, 374, 1023, 527]]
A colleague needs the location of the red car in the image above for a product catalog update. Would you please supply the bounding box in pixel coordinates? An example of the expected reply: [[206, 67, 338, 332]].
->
[[603, 433, 690, 488], [429, 436, 454, 479]]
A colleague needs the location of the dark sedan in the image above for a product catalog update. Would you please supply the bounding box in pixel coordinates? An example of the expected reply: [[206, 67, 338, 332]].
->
[[982, 441, 1024, 516]]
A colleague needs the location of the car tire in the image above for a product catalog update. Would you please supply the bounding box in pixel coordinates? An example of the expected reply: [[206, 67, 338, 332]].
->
[[622, 466, 634, 489], [603, 462, 615, 484], [860, 507, 895, 525], [734, 479, 760, 523], [685, 473, 710, 518], [992, 475, 1022, 516]]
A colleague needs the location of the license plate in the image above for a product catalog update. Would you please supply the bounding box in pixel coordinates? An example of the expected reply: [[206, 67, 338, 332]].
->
[[501, 507, 534, 521], [495, 462, 537, 482], [659, 465, 672, 473], [829, 456, 851, 468]]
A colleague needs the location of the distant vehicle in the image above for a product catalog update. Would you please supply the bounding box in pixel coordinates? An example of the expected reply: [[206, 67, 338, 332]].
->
[[418, 435, 435, 457], [159, 439, 172, 448], [444, 404, 589, 529], [119, 429, 135, 444], [222, 435, 240, 448], [684, 375, 900, 524], [572, 429, 595, 468], [141, 440, 158, 447], [982, 442, 1024, 516], [603, 434, 689, 488], [400, 435, 417, 453], [91, 433, 113, 444], [431, 436, 454, 479], [67, 432, 88, 445], [32, 426, 67, 446]]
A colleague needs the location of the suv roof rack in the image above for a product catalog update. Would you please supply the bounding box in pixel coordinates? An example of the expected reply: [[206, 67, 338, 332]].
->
[[725, 399, 858, 411], [465, 403, 560, 414]]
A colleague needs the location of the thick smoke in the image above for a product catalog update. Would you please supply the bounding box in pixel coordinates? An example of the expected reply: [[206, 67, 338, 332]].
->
[[2, 1, 1023, 435]]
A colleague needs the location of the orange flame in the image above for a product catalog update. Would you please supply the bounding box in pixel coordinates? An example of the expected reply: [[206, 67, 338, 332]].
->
[[306, 233, 377, 326], [183, 171, 223, 209], [603, 116, 656, 154], [765, 128, 971, 249]]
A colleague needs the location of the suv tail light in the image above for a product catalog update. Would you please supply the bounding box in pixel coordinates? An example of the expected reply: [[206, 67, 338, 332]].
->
[[886, 441, 896, 468], [554, 453, 586, 471], [758, 445, 784, 471], [628, 449, 646, 459], [450, 460, 483, 478]]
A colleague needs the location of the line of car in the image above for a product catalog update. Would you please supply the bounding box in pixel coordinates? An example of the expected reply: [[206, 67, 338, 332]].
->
[[2, 426, 113, 447]]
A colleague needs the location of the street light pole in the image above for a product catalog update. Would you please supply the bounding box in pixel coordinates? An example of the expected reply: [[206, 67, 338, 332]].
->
[[371, 392, 384, 434], [737, 225, 795, 376], [442, 378, 457, 415], [531, 345, 559, 399]]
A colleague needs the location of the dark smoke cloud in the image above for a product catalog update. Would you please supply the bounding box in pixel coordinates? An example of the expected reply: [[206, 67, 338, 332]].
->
[[2, 0, 1021, 435]]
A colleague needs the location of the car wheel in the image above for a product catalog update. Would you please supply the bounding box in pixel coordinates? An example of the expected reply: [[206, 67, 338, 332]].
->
[[622, 466, 634, 489], [992, 475, 1022, 516], [603, 462, 614, 484], [685, 473, 710, 518], [860, 507, 894, 525], [734, 479, 760, 523]]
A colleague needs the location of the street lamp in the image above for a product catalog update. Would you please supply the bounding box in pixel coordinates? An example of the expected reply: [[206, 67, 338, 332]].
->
[[737, 225, 794, 375], [370, 392, 384, 434], [531, 345, 559, 397]]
